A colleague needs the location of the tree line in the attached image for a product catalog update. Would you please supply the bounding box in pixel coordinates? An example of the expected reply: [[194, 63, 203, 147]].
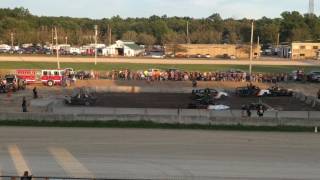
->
[[1, 7, 320, 47]]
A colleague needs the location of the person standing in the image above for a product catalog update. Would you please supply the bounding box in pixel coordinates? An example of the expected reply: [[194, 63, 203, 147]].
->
[[246, 106, 251, 117], [192, 79, 197, 88], [22, 97, 27, 112], [33, 87, 38, 99], [20, 171, 32, 180], [257, 105, 265, 117]]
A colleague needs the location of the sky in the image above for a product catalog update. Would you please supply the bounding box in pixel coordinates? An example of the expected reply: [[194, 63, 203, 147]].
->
[[0, 0, 316, 19]]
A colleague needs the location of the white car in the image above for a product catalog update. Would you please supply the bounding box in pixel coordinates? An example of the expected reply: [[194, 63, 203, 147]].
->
[[257, 89, 271, 97], [214, 91, 229, 99], [192, 88, 228, 100], [208, 105, 230, 110]]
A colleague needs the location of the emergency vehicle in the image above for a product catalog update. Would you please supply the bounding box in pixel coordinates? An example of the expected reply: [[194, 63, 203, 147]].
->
[[16, 68, 74, 87]]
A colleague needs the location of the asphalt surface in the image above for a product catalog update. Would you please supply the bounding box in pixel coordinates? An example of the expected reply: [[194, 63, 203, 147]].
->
[[0, 127, 319, 180]]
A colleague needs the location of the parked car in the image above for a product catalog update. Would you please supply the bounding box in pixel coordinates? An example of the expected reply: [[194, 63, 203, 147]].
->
[[203, 54, 211, 58], [75, 71, 91, 80]]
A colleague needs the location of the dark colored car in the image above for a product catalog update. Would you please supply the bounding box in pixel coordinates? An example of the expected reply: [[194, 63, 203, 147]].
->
[[235, 86, 260, 97], [268, 86, 293, 97], [75, 71, 91, 80], [65, 88, 97, 106], [307, 71, 320, 82]]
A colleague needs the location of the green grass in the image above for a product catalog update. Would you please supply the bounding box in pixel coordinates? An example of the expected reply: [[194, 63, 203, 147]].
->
[[0, 120, 314, 132], [0, 61, 320, 73]]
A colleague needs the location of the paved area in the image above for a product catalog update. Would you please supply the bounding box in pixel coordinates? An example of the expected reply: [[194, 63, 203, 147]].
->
[[1, 56, 320, 66], [0, 127, 319, 180]]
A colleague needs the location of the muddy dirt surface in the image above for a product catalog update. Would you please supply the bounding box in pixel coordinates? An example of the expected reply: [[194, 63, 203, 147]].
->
[[94, 93, 192, 109], [92, 92, 314, 111], [0, 80, 318, 112], [216, 95, 315, 111]]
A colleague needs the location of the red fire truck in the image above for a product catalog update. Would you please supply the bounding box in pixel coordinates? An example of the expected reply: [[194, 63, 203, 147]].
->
[[16, 68, 74, 87]]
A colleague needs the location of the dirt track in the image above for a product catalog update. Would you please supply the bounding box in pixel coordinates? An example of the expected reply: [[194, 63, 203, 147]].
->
[[95, 93, 191, 109], [91, 92, 314, 110], [0, 80, 318, 112]]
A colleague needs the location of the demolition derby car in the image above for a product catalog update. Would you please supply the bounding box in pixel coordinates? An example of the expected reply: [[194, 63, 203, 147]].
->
[[235, 85, 269, 97], [236, 84, 293, 97], [0, 75, 26, 93], [189, 88, 229, 109], [267, 86, 293, 97], [64, 88, 97, 106], [192, 88, 228, 100]]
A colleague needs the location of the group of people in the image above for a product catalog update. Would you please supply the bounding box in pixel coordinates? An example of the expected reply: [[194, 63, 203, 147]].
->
[[85, 69, 303, 84], [242, 104, 266, 118], [21, 87, 38, 113]]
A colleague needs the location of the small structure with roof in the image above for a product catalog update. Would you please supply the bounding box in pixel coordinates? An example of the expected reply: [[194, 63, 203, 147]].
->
[[105, 40, 144, 57]]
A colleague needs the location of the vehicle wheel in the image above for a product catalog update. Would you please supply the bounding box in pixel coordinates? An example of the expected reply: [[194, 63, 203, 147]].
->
[[47, 80, 54, 87], [85, 101, 91, 106]]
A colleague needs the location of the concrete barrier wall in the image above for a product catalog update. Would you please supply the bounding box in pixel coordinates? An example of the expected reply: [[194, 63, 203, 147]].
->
[[1, 107, 320, 127]]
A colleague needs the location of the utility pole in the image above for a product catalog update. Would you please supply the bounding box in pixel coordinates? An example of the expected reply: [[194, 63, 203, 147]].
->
[[54, 26, 60, 69], [65, 36, 68, 44], [108, 24, 112, 45], [187, 21, 190, 44], [10, 32, 14, 48], [257, 36, 260, 59], [51, 28, 54, 53], [277, 33, 280, 47], [249, 20, 254, 77], [94, 25, 98, 65]]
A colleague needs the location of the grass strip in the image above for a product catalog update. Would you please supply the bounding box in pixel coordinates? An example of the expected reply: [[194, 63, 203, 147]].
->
[[0, 120, 314, 132], [0, 61, 320, 73]]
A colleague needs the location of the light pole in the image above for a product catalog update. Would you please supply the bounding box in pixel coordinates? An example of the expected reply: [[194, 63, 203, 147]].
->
[[10, 32, 14, 48], [94, 25, 98, 66], [249, 20, 254, 78], [54, 26, 60, 69]]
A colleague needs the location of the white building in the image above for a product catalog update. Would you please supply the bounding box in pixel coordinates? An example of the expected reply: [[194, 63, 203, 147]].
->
[[105, 40, 144, 57]]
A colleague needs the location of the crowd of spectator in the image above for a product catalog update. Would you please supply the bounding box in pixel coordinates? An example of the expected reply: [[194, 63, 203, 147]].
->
[[84, 69, 306, 84]]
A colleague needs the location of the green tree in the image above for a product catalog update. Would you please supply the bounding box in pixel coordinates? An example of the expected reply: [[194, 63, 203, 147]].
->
[[137, 33, 156, 46], [122, 31, 138, 42]]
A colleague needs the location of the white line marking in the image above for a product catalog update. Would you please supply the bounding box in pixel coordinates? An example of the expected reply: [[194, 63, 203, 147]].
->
[[8, 145, 31, 176], [49, 147, 94, 178]]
